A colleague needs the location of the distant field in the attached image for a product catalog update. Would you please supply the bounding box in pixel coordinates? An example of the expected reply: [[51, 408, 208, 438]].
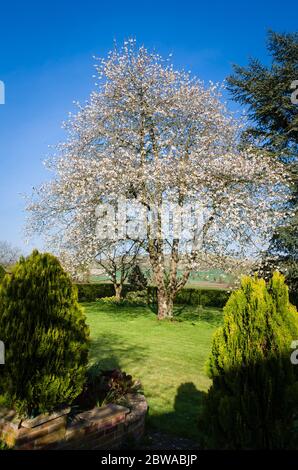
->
[[89, 267, 234, 289], [89, 277, 230, 291]]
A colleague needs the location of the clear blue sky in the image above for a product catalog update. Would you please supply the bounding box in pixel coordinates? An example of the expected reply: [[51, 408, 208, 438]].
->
[[0, 0, 296, 252]]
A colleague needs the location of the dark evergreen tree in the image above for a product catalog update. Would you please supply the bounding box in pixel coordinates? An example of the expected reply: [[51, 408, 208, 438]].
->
[[199, 272, 298, 449], [128, 264, 147, 291], [227, 31, 298, 153], [0, 250, 89, 416], [227, 31, 298, 299], [0, 264, 6, 282]]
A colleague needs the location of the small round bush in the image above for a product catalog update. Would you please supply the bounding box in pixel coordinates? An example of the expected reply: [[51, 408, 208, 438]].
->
[[97, 296, 120, 305], [125, 290, 147, 306], [0, 250, 89, 417], [199, 272, 298, 449]]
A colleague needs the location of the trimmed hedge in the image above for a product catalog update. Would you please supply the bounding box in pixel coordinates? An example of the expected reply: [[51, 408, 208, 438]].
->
[[77, 283, 230, 308], [147, 286, 230, 308], [178, 287, 230, 308], [76, 283, 134, 302]]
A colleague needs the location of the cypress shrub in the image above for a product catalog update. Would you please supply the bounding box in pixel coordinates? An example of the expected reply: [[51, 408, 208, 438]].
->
[[199, 272, 298, 449], [128, 265, 148, 291], [0, 250, 89, 417]]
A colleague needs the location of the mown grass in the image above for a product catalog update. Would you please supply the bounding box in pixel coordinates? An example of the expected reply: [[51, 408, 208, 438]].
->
[[83, 302, 223, 440]]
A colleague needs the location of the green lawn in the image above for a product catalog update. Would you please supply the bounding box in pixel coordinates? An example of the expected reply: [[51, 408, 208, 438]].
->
[[83, 302, 223, 440]]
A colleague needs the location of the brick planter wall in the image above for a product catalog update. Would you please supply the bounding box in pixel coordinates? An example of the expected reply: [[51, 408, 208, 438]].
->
[[0, 394, 148, 450]]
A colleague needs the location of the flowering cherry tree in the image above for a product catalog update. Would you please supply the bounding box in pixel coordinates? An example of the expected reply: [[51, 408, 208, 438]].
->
[[27, 40, 290, 319], [62, 239, 141, 301]]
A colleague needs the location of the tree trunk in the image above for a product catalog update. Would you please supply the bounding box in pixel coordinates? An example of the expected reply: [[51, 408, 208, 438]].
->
[[149, 244, 190, 319], [167, 295, 174, 317], [114, 283, 123, 302], [149, 249, 176, 320], [157, 288, 174, 320]]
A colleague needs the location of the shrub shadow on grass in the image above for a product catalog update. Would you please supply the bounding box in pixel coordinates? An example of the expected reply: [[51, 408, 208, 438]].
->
[[148, 382, 207, 443], [85, 302, 155, 320], [89, 332, 149, 370], [147, 303, 223, 326], [83, 302, 222, 327]]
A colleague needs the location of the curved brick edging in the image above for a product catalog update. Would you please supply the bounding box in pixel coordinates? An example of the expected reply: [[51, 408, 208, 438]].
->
[[0, 393, 148, 450]]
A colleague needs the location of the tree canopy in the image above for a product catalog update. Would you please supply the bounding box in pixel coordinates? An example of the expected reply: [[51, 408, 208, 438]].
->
[[27, 40, 291, 318]]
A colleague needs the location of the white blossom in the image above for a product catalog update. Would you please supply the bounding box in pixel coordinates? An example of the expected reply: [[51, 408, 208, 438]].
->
[[26, 40, 291, 318]]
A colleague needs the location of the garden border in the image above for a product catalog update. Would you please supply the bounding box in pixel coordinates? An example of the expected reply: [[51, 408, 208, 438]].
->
[[0, 393, 148, 450]]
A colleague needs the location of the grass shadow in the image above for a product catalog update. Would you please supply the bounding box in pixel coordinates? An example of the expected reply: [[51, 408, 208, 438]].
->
[[147, 303, 223, 327], [84, 302, 155, 320], [174, 306, 223, 326], [89, 332, 149, 370], [83, 302, 223, 327]]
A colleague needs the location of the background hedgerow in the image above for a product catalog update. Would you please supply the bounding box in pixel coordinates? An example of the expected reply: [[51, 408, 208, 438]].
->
[[76, 282, 229, 309]]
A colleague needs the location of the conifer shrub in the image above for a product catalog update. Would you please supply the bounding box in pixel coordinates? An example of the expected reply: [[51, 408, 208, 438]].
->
[[128, 265, 147, 291], [199, 272, 298, 449], [0, 250, 89, 417]]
